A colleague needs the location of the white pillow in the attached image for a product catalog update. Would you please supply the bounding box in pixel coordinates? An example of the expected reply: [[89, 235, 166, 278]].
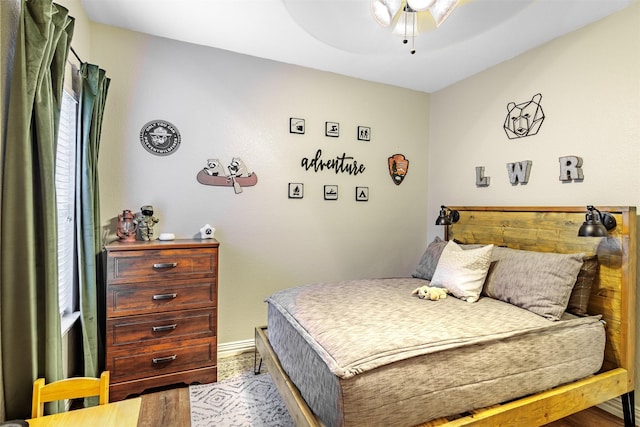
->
[[430, 241, 494, 303]]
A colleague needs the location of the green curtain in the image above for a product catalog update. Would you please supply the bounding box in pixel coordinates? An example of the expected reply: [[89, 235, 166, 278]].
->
[[1, 0, 74, 419], [77, 63, 110, 381]]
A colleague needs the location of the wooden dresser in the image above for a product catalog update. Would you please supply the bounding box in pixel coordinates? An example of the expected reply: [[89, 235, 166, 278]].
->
[[104, 239, 219, 401]]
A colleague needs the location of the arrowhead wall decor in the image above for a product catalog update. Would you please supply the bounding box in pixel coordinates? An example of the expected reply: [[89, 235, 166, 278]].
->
[[388, 154, 409, 185]]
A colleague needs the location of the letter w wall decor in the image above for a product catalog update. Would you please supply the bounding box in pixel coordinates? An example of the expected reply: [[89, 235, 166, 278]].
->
[[506, 161, 532, 185]]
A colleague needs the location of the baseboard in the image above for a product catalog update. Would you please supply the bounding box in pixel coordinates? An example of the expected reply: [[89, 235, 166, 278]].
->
[[598, 396, 640, 423], [218, 339, 255, 358]]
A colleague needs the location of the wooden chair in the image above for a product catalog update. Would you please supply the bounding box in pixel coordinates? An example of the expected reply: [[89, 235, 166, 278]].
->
[[31, 371, 110, 418]]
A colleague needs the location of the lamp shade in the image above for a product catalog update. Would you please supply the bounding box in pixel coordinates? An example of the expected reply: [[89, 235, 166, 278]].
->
[[407, 0, 436, 12], [578, 205, 616, 237], [435, 205, 459, 225], [435, 215, 450, 225], [578, 222, 608, 237]]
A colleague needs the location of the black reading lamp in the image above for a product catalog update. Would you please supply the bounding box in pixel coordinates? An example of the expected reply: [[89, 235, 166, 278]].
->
[[435, 205, 460, 225], [578, 205, 616, 237]]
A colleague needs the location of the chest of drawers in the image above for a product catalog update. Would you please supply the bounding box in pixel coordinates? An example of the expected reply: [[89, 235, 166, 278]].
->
[[104, 239, 219, 401]]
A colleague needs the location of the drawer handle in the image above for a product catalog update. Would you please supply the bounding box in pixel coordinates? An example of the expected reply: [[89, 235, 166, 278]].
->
[[152, 355, 177, 364], [153, 262, 178, 269], [152, 324, 177, 332], [152, 293, 177, 301]]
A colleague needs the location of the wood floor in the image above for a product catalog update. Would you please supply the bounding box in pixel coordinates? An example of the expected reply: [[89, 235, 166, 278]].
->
[[131, 384, 630, 426]]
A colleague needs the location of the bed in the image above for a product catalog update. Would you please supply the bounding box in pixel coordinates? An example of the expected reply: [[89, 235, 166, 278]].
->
[[255, 206, 636, 426]]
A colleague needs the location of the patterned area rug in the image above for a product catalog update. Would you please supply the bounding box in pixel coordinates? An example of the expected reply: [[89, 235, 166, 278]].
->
[[189, 356, 294, 427]]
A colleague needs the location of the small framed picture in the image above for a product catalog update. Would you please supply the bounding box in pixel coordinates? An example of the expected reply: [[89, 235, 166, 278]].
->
[[355, 186, 369, 202], [290, 118, 305, 134], [325, 122, 339, 137], [288, 183, 304, 199], [357, 126, 371, 141], [324, 185, 338, 200]]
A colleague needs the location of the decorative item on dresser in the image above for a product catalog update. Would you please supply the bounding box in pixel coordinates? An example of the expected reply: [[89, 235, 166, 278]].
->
[[116, 210, 137, 242], [104, 238, 219, 401]]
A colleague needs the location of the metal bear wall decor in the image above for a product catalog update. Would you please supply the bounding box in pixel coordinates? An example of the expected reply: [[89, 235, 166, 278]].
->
[[196, 157, 257, 194], [503, 93, 545, 139]]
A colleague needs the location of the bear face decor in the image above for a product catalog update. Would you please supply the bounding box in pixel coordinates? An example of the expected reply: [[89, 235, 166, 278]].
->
[[503, 93, 545, 139]]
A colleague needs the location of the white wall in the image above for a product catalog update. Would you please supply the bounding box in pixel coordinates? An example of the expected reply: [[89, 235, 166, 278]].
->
[[89, 24, 430, 343], [428, 4, 640, 237], [428, 2, 640, 416]]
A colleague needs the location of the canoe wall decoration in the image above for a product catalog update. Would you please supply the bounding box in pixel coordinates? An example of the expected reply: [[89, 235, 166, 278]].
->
[[197, 157, 258, 194]]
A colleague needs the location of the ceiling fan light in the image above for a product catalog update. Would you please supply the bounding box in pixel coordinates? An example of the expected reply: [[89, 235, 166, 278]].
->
[[392, 9, 419, 36], [430, 0, 459, 26], [407, 0, 437, 12], [371, 0, 402, 27]]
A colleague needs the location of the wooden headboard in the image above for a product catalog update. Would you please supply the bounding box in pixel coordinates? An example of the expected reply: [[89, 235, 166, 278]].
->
[[445, 206, 636, 391]]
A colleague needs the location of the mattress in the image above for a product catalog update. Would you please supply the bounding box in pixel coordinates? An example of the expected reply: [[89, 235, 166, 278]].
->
[[266, 278, 605, 427]]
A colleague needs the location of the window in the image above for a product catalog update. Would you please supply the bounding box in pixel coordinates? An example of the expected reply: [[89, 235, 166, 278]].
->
[[56, 89, 78, 321]]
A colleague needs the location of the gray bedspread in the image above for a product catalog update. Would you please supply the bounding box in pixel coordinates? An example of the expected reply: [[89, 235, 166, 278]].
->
[[266, 278, 603, 379]]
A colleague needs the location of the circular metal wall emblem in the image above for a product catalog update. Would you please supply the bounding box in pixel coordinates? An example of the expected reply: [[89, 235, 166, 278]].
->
[[140, 120, 181, 156]]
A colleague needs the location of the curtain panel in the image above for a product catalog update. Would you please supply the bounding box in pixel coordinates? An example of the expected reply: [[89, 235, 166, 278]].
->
[[78, 62, 110, 382], [1, 0, 73, 419]]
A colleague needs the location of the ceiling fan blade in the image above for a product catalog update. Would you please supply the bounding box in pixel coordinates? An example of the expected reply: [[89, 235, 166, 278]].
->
[[371, 0, 403, 27], [430, 0, 460, 26]]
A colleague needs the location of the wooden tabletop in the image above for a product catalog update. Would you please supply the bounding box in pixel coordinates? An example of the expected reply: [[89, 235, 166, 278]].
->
[[26, 397, 141, 426]]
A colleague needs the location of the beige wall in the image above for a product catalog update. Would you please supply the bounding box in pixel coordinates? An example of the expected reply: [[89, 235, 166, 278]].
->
[[428, 4, 640, 232], [428, 2, 640, 413], [88, 24, 430, 344]]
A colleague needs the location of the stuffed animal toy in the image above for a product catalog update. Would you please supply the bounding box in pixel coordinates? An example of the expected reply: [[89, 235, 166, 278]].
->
[[412, 286, 449, 301]]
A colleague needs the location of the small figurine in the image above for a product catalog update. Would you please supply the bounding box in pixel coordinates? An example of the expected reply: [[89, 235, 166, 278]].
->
[[116, 209, 137, 242], [135, 205, 159, 241], [200, 224, 215, 239]]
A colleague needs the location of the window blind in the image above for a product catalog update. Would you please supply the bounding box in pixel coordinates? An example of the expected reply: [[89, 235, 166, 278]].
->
[[56, 90, 78, 317]]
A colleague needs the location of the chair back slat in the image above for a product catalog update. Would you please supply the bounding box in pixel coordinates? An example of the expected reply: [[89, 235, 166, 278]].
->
[[31, 371, 110, 418]]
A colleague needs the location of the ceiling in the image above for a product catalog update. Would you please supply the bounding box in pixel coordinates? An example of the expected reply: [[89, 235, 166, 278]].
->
[[80, 0, 634, 93]]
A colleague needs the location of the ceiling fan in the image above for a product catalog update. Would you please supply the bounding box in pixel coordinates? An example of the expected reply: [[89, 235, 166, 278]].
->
[[370, 0, 460, 54]]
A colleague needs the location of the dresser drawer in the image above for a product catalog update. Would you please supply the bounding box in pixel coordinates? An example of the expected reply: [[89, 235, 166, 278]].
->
[[106, 308, 216, 346], [107, 278, 215, 316], [107, 337, 217, 382], [107, 248, 217, 283]]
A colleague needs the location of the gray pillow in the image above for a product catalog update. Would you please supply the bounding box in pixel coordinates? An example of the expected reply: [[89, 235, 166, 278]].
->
[[412, 236, 447, 281], [567, 255, 598, 316], [483, 247, 584, 320]]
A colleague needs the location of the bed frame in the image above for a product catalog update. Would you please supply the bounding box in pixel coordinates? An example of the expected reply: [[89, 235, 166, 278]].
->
[[255, 206, 636, 426]]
